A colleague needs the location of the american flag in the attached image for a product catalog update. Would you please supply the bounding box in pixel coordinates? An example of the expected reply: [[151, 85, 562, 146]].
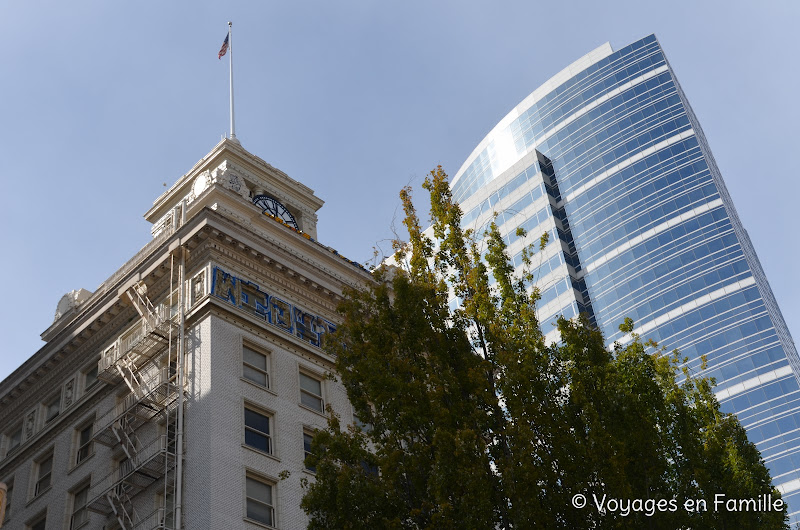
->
[[218, 34, 229, 59]]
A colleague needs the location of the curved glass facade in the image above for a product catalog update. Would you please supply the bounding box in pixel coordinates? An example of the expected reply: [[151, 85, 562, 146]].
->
[[452, 35, 800, 521]]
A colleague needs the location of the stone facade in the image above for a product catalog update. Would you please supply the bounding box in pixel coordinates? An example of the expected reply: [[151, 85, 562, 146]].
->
[[0, 138, 371, 529]]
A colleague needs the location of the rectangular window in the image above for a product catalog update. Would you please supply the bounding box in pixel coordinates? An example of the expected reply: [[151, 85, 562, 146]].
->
[[300, 372, 323, 412], [303, 432, 315, 472], [29, 513, 46, 530], [34, 453, 53, 496], [76, 424, 93, 465], [117, 456, 131, 481], [5, 425, 22, 456], [244, 408, 271, 454], [100, 344, 117, 378], [243, 346, 269, 388], [45, 394, 61, 423], [164, 289, 180, 319], [84, 363, 99, 392], [245, 475, 274, 527], [169, 298, 179, 319], [70, 484, 89, 529], [353, 407, 373, 433]]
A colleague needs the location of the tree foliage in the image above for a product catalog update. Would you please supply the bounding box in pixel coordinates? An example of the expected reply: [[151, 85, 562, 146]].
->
[[299, 166, 786, 529]]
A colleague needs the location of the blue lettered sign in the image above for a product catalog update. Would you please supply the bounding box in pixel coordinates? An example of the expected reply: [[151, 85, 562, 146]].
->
[[210, 266, 336, 350]]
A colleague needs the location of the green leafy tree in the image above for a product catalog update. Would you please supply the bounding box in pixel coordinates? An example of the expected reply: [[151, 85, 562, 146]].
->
[[299, 166, 786, 529]]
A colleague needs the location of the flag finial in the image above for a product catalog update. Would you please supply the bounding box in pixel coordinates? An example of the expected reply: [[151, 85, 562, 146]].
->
[[219, 23, 236, 140]]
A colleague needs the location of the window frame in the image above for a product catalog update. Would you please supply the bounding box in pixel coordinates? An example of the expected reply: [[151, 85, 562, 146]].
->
[[299, 371, 324, 413], [161, 355, 178, 385], [163, 288, 181, 320], [27, 511, 46, 530], [242, 344, 270, 389], [244, 405, 273, 456], [69, 481, 90, 530], [34, 451, 54, 497], [244, 472, 276, 528], [353, 405, 373, 433], [82, 360, 100, 394], [44, 393, 61, 423], [303, 429, 316, 473], [116, 455, 131, 482], [75, 420, 94, 466], [5, 425, 22, 458]]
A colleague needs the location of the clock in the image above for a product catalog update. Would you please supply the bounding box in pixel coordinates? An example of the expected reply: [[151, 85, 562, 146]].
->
[[253, 194, 299, 230]]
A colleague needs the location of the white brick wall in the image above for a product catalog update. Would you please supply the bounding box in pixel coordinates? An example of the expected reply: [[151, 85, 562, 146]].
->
[[183, 314, 350, 529]]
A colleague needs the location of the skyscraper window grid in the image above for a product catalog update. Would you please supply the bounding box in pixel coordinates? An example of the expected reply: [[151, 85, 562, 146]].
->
[[449, 34, 800, 522]]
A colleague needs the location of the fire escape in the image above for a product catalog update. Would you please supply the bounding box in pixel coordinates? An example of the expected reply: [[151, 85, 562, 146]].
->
[[87, 282, 182, 529]]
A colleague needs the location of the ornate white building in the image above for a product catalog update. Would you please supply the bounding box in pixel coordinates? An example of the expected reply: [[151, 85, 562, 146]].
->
[[0, 138, 371, 529]]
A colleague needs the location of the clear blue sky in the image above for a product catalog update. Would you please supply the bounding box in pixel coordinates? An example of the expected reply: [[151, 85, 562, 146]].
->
[[1, 1, 797, 381]]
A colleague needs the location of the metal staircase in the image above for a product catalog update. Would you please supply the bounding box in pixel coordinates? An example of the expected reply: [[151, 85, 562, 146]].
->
[[87, 281, 183, 529], [108, 482, 137, 529]]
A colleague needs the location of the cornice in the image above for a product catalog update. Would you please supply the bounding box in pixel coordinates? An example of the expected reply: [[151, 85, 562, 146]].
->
[[1, 206, 370, 417], [0, 268, 181, 421], [199, 220, 359, 315], [146, 140, 324, 226], [0, 239, 186, 408], [203, 238, 340, 320], [199, 202, 372, 290], [0, 305, 135, 417], [205, 301, 337, 372], [218, 159, 319, 221]]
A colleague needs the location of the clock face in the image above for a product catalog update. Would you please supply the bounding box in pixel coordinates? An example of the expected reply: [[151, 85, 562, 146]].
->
[[253, 194, 299, 230]]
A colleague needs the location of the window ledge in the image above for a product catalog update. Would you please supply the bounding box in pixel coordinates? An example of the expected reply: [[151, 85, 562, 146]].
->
[[242, 444, 281, 463], [240, 378, 278, 396], [299, 403, 328, 418], [25, 486, 51, 507], [244, 516, 276, 529], [68, 452, 95, 476]]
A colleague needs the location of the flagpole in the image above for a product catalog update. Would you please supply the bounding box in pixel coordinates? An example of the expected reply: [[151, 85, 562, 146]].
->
[[228, 21, 236, 140]]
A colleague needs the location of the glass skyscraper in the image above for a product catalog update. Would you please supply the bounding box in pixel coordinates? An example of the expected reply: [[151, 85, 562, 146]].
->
[[451, 35, 800, 521]]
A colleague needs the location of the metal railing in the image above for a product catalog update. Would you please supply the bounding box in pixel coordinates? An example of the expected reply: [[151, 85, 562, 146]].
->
[[99, 313, 178, 376], [134, 507, 174, 530], [87, 434, 176, 511], [93, 378, 179, 447]]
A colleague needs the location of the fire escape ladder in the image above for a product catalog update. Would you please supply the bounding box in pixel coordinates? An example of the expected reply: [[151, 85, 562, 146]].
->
[[87, 269, 184, 528], [98, 282, 178, 387], [126, 282, 161, 329], [111, 415, 141, 462], [107, 483, 137, 530], [116, 356, 147, 399]]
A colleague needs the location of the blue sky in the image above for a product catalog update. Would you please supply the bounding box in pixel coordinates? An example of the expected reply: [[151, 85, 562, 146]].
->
[[1, 1, 797, 381]]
